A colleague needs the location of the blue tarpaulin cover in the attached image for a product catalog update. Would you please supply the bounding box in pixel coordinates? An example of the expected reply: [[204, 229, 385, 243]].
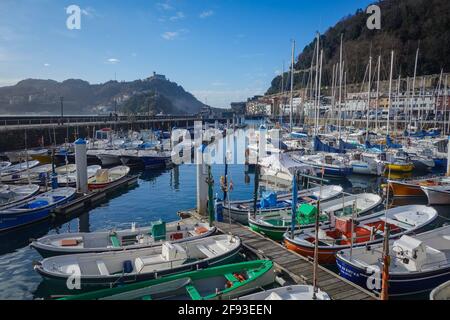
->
[[260, 192, 278, 209]]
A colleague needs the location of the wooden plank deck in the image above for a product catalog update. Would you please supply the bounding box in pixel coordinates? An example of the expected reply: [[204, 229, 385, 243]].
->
[[180, 210, 377, 301]]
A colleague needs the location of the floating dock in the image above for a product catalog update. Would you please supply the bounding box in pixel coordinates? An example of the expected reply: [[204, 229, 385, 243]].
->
[[53, 175, 139, 216], [179, 209, 377, 301]]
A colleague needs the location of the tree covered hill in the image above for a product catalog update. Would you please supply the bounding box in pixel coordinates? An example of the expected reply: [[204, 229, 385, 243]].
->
[[0, 75, 207, 115], [267, 0, 450, 95]]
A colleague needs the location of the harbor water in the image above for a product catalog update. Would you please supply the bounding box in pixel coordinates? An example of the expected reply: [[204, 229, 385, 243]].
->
[[0, 123, 449, 299]]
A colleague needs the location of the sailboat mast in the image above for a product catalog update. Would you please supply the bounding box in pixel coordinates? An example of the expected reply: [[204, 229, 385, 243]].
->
[[375, 55, 381, 132], [317, 49, 323, 135], [435, 69, 444, 130], [444, 75, 449, 135], [313, 33, 320, 135], [338, 34, 343, 140], [366, 56, 372, 141], [409, 47, 419, 135], [419, 76, 425, 131], [386, 51, 394, 137], [280, 61, 285, 124], [395, 75, 401, 137], [289, 40, 296, 132], [329, 63, 336, 132]]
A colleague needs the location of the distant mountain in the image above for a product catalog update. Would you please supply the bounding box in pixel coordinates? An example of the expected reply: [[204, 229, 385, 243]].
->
[[267, 0, 450, 94], [0, 74, 207, 115]]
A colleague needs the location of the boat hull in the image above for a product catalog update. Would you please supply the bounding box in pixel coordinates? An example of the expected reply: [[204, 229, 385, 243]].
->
[[248, 222, 288, 241], [0, 193, 75, 232], [284, 237, 338, 264], [336, 255, 450, 297], [386, 163, 414, 173], [422, 187, 450, 205], [97, 154, 122, 167], [35, 244, 242, 289], [389, 181, 425, 197]]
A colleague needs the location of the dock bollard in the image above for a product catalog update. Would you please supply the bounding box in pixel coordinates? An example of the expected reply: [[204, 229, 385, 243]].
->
[[75, 138, 88, 194], [196, 143, 208, 216]]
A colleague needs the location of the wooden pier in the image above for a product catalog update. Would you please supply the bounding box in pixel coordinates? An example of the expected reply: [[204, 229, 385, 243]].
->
[[179, 209, 377, 301], [53, 175, 139, 216]]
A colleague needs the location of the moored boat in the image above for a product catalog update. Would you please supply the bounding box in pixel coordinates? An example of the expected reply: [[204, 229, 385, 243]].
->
[[57, 260, 275, 300], [0, 187, 76, 231], [88, 166, 130, 190], [0, 184, 40, 209], [249, 193, 382, 241], [336, 225, 450, 297], [421, 181, 450, 205], [430, 280, 450, 300], [237, 285, 330, 300], [28, 149, 51, 164], [1, 164, 53, 184], [283, 205, 438, 264], [388, 176, 448, 197], [0, 161, 11, 172], [224, 185, 343, 225], [57, 165, 101, 187], [293, 153, 353, 177], [0, 160, 40, 177], [34, 235, 242, 288], [31, 220, 216, 257]]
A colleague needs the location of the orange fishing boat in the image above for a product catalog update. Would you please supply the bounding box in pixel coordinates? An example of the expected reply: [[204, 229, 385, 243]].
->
[[388, 178, 442, 197], [283, 205, 438, 264]]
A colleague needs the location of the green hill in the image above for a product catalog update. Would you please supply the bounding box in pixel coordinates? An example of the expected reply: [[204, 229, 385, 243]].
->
[[267, 0, 450, 95]]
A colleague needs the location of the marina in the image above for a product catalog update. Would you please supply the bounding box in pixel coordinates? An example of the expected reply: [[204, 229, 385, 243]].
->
[[0, 119, 449, 300], [0, 0, 449, 304]]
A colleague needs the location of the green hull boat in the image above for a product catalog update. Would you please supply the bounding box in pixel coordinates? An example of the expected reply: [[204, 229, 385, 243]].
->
[[249, 193, 382, 241], [58, 260, 275, 300]]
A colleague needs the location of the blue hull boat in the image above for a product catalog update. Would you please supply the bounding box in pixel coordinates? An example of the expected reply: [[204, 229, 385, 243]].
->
[[336, 225, 450, 297], [0, 187, 76, 232]]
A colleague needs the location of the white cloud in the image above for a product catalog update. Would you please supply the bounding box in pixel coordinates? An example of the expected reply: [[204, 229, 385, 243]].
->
[[157, 2, 173, 11], [44, 63, 50, 67], [199, 10, 214, 18], [81, 6, 97, 18], [106, 58, 120, 64], [161, 29, 188, 40], [161, 31, 179, 40], [169, 11, 185, 21]]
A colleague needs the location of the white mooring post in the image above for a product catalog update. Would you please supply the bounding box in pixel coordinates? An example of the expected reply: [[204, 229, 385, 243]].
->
[[75, 138, 88, 194], [196, 144, 208, 216]]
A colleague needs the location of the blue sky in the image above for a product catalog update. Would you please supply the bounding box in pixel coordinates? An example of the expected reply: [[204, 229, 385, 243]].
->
[[0, 0, 374, 108]]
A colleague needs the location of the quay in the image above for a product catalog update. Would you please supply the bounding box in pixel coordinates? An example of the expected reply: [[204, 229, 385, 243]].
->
[[53, 175, 139, 216], [178, 209, 377, 301], [0, 115, 230, 151]]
